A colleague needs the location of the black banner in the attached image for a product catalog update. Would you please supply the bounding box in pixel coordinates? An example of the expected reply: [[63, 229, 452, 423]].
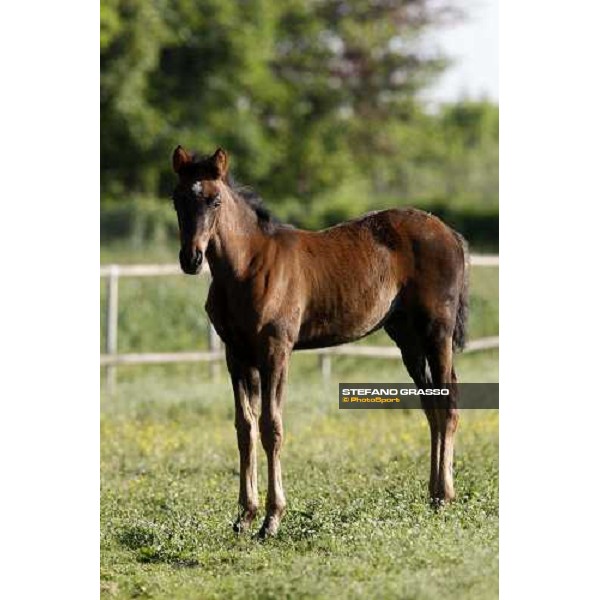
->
[[339, 383, 499, 409]]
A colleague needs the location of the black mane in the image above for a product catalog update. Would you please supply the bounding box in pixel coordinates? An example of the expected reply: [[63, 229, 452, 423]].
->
[[226, 176, 283, 234]]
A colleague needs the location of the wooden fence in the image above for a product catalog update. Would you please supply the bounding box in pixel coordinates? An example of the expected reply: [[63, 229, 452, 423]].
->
[[100, 255, 498, 388]]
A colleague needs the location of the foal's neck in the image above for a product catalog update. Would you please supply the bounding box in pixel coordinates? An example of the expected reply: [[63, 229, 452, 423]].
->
[[207, 187, 267, 280]]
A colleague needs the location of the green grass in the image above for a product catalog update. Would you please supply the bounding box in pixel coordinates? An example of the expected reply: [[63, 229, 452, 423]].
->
[[101, 353, 498, 600], [100, 238, 498, 599], [101, 241, 178, 265]]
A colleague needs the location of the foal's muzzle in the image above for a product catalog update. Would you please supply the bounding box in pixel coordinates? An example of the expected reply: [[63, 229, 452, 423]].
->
[[179, 248, 203, 275]]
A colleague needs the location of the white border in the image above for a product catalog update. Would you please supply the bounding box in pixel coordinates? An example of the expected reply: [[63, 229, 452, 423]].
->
[[0, 2, 99, 598], [501, 1, 600, 597]]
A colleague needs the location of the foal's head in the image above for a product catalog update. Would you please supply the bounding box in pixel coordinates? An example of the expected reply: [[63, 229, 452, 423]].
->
[[171, 146, 229, 274]]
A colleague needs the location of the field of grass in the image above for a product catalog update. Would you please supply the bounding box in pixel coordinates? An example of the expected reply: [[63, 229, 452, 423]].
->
[[101, 357, 498, 600], [100, 241, 498, 599]]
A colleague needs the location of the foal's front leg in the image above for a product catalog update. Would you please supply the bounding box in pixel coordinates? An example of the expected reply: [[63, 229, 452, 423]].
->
[[258, 340, 291, 538], [226, 347, 260, 533]]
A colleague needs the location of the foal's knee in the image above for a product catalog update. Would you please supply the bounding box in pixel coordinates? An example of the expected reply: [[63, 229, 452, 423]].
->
[[235, 412, 256, 447], [259, 413, 283, 451]]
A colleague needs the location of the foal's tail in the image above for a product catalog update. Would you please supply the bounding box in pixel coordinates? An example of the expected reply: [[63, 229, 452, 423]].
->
[[452, 232, 470, 353]]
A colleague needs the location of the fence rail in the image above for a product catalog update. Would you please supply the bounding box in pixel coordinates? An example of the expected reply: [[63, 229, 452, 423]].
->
[[100, 336, 499, 367], [101, 255, 499, 388]]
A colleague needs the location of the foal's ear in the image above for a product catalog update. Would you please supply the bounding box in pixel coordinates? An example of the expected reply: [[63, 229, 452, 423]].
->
[[212, 147, 229, 178], [172, 145, 192, 174]]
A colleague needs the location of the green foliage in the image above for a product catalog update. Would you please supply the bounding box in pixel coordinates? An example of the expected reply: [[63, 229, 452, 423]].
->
[[100, 193, 499, 261], [100, 274, 211, 354], [101, 0, 500, 209], [101, 366, 498, 599]]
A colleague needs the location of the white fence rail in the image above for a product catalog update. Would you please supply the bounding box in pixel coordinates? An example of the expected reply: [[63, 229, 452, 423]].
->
[[101, 255, 498, 388]]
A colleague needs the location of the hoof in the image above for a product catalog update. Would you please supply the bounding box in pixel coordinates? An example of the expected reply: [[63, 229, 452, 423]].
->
[[233, 509, 257, 534], [430, 497, 445, 510], [257, 515, 281, 539], [429, 491, 456, 509]]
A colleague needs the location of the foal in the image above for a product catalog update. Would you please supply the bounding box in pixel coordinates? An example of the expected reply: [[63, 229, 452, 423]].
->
[[171, 146, 469, 538]]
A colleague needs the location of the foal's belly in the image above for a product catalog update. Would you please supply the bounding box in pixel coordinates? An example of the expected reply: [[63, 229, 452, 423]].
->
[[294, 288, 399, 350], [294, 325, 385, 350]]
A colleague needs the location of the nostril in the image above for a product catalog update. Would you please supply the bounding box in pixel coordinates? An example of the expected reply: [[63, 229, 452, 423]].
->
[[179, 248, 202, 273]]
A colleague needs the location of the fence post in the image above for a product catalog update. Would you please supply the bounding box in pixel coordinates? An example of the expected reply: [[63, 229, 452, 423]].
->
[[208, 323, 220, 381], [105, 265, 119, 393], [319, 353, 332, 383]]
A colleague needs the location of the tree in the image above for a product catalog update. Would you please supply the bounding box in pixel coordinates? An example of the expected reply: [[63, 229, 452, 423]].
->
[[101, 0, 460, 202]]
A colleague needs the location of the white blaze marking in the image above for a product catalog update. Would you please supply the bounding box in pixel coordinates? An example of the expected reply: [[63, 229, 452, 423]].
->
[[192, 181, 203, 195]]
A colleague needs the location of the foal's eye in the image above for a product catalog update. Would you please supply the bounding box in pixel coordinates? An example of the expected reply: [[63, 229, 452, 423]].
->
[[207, 193, 221, 206]]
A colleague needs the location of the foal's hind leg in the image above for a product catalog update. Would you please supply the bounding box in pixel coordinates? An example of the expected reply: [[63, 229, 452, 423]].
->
[[424, 326, 459, 502], [384, 315, 441, 498]]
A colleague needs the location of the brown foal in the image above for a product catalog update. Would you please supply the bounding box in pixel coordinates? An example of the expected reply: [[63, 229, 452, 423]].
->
[[171, 146, 469, 538]]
